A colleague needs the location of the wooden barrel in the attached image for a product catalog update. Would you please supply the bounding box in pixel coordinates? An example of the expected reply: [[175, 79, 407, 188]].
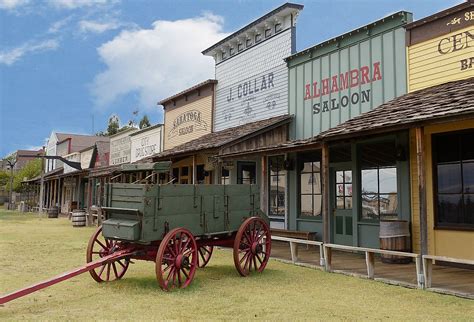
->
[[72, 210, 86, 227], [47, 207, 59, 218], [379, 220, 411, 264]]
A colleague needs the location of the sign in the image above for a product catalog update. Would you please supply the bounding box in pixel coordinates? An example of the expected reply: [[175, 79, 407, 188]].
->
[[407, 8, 473, 92], [110, 131, 136, 165], [130, 126, 163, 163], [287, 13, 410, 139], [168, 110, 208, 140], [222, 160, 234, 170], [214, 29, 292, 131]]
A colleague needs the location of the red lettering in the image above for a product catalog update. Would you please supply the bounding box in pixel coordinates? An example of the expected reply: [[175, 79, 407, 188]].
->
[[331, 75, 339, 93], [312, 81, 320, 98], [321, 78, 329, 95], [304, 84, 311, 100], [360, 66, 370, 84], [339, 72, 349, 90], [372, 62, 382, 81], [350, 69, 359, 87]]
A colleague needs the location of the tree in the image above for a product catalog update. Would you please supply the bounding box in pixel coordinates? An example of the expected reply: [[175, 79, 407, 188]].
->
[[12, 159, 42, 192], [139, 115, 151, 129], [107, 115, 120, 136]]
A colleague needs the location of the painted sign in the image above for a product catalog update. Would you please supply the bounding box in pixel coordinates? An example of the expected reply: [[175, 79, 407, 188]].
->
[[407, 7, 473, 92], [168, 110, 208, 140], [110, 130, 136, 165], [130, 126, 163, 163], [214, 29, 292, 131], [288, 13, 411, 139]]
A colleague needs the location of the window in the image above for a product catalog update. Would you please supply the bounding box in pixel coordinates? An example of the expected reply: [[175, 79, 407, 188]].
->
[[221, 167, 230, 185], [269, 156, 286, 217], [274, 23, 282, 33], [360, 141, 398, 220], [254, 33, 262, 43], [237, 43, 243, 52], [300, 161, 322, 217], [196, 165, 206, 184], [265, 28, 272, 37], [433, 130, 474, 229], [246, 38, 252, 47], [172, 168, 179, 183], [237, 161, 256, 184], [336, 170, 352, 210]]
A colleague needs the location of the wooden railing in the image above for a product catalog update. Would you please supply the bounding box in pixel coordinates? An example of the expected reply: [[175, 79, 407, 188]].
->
[[422, 255, 474, 289], [271, 235, 324, 266], [323, 243, 423, 288]]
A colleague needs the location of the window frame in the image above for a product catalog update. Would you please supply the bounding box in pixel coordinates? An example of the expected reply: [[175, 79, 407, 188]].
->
[[297, 153, 322, 220], [432, 129, 474, 231], [237, 161, 256, 184], [268, 155, 286, 218]]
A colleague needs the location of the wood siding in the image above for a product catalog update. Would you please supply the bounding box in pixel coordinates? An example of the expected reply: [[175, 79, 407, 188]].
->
[[407, 25, 474, 92], [409, 120, 474, 260], [164, 95, 213, 150]]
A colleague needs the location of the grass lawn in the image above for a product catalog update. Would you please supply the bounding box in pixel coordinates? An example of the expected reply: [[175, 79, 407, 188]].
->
[[0, 211, 473, 320]]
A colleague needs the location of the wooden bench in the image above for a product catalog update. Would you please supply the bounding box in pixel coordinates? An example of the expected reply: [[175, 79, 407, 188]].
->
[[423, 255, 474, 289], [323, 243, 423, 288]]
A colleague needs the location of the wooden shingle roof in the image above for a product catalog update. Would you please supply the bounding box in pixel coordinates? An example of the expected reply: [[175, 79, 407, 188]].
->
[[153, 115, 292, 159], [319, 77, 474, 141]]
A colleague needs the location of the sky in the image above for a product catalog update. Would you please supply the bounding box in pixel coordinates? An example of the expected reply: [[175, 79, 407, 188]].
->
[[0, 0, 463, 156]]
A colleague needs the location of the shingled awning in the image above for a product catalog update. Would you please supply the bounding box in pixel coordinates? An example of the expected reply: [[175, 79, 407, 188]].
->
[[319, 77, 474, 141], [151, 115, 292, 160]]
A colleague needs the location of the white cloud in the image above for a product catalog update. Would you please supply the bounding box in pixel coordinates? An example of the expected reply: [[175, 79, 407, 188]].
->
[[0, 39, 59, 65], [78, 19, 120, 34], [91, 13, 227, 109], [48, 15, 74, 33], [0, 0, 29, 10], [48, 0, 115, 9]]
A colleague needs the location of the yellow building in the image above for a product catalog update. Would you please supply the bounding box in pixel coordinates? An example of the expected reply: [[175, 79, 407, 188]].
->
[[406, 1, 474, 260]]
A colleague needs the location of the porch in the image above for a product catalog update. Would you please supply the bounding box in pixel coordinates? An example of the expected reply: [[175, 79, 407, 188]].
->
[[270, 240, 474, 299]]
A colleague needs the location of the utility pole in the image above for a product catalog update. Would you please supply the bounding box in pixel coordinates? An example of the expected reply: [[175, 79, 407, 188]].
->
[[6, 158, 17, 210], [39, 147, 45, 213]]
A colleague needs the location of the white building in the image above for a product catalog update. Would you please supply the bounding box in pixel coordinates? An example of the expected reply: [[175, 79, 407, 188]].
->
[[130, 125, 164, 163]]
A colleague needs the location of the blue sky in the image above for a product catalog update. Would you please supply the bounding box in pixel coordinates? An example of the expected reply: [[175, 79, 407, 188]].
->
[[0, 0, 462, 156]]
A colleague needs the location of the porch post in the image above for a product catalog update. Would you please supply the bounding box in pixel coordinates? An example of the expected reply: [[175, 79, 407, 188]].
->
[[415, 127, 428, 256], [261, 155, 268, 216], [192, 154, 197, 184], [322, 143, 330, 244]]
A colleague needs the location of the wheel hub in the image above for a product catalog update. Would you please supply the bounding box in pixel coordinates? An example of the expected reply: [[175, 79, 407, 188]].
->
[[251, 242, 263, 255], [175, 254, 189, 269]]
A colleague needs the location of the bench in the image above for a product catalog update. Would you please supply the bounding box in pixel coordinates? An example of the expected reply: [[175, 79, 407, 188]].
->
[[323, 243, 423, 288], [423, 255, 474, 289]]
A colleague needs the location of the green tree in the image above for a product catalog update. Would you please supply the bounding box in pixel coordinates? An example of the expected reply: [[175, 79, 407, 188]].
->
[[107, 115, 120, 135], [13, 159, 42, 192], [139, 115, 151, 129]]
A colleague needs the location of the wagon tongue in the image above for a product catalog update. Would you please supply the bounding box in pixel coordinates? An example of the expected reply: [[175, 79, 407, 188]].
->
[[0, 248, 134, 305]]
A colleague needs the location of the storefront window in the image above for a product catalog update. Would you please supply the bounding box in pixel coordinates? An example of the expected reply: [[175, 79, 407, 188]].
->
[[269, 156, 286, 217], [360, 141, 398, 220], [221, 167, 230, 185], [300, 161, 322, 217], [196, 165, 206, 184], [434, 131, 474, 228], [237, 161, 256, 184]]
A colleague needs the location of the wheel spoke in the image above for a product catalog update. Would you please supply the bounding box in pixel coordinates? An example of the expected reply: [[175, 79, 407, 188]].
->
[[112, 262, 119, 279], [177, 269, 182, 286], [239, 251, 251, 264], [116, 259, 126, 269], [181, 238, 191, 253], [256, 253, 264, 265], [106, 263, 111, 281], [96, 239, 107, 250]]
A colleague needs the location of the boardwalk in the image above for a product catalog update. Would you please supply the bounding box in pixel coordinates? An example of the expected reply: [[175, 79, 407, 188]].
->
[[271, 241, 474, 299]]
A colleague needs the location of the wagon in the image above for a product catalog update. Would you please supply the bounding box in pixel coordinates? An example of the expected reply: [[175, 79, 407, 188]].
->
[[0, 162, 272, 304]]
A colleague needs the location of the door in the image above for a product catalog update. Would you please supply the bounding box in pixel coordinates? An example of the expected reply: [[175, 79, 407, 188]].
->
[[332, 168, 353, 246]]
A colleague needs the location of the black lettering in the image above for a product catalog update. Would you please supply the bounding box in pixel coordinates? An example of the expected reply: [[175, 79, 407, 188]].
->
[[466, 31, 473, 48], [261, 76, 267, 90], [361, 89, 370, 103], [322, 101, 329, 112], [243, 83, 248, 96], [254, 79, 259, 92], [438, 37, 451, 54], [268, 72, 274, 87], [340, 95, 349, 107], [312, 103, 321, 114], [452, 33, 464, 52], [351, 92, 359, 105], [249, 81, 254, 94], [331, 98, 339, 110]]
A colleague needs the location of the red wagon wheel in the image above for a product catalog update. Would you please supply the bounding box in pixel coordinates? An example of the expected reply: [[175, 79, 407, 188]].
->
[[233, 217, 271, 277], [86, 226, 130, 283], [197, 245, 213, 268], [156, 228, 198, 291]]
